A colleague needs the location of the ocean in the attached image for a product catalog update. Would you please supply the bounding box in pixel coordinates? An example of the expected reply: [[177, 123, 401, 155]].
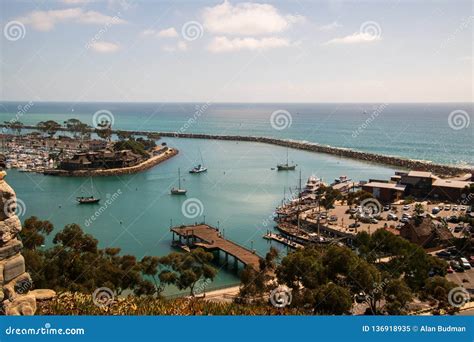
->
[[1, 102, 472, 294]]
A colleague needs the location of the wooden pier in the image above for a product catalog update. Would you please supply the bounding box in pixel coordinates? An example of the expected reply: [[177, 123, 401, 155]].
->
[[171, 224, 262, 271]]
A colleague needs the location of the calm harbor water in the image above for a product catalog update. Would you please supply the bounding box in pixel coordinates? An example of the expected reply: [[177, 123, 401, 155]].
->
[[8, 137, 397, 294]]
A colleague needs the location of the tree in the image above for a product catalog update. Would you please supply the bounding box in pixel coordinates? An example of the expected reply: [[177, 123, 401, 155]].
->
[[37, 120, 61, 138], [21, 218, 163, 296], [383, 279, 413, 314], [422, 276, 459, 314], [19, 216, 54, 250], [96, 119, 113, 142], [313, 283, 352, 315], [4, 121, 23, 136], [159, 248, 217, 296], [239, 247, 278, 299]]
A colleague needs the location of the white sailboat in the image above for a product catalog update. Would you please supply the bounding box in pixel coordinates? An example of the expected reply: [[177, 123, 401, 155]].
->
[[189, 148, 207, 174], [171, 168, 187, 195]]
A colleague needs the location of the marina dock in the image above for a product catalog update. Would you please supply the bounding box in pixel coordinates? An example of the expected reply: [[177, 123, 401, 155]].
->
[[171, 224, 262, 271], [263, 232, 303, 249]]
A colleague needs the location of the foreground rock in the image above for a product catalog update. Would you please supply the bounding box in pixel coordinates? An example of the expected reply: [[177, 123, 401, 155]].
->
[[0, 171, 56, 315]]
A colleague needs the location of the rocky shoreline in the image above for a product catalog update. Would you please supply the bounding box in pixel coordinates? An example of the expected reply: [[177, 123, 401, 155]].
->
[[3, 125, 472, 177]]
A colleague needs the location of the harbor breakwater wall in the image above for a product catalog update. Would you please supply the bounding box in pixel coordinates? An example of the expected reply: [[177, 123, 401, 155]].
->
[[4, 125, 472, 176], [159, 133, 472, 177]]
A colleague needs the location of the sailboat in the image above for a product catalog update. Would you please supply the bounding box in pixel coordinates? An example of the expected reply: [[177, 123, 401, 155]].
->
[[77, 178, 100, 204], [277, 148, 296, 171], [171, 168, 187, 195], [189, 148, 207, 174]]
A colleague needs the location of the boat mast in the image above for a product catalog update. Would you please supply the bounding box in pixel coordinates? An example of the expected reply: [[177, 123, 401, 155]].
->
[[178, 168, 181, 189]]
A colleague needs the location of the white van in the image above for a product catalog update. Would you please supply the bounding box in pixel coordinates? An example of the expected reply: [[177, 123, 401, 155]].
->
[[460, 257, 471, 269]]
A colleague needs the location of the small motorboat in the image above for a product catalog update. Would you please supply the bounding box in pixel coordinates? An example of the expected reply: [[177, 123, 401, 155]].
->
[[189, 164, 207, 174], [77, 196, 100, 204]]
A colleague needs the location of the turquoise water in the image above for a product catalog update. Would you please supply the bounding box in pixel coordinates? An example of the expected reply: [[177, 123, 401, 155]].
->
[[1, 102, 472, 166], [8, 137, 397, 293]]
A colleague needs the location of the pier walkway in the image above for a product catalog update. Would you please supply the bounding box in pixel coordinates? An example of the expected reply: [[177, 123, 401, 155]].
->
[[171, 224, 262, 271]]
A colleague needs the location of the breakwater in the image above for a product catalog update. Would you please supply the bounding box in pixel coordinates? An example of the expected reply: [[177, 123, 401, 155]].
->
[[3, 125, 472, 176], [44, 148, 178, 177]]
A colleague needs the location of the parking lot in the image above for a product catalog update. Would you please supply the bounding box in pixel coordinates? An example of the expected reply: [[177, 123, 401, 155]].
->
[[307, 200, 472, 237]]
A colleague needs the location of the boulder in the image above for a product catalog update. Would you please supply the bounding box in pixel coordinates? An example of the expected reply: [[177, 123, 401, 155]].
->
[[0, 239, 23, 260], [30, 289, 56, 301], [0, 171, 16, 221], [3, 272, 32, 300], [0, 215, 22, 243], [3, 294, 36, 315], [4, 254, 25, 283]]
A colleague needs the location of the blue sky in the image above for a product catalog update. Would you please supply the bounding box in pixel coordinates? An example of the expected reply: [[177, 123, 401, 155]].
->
[[0, 0, 472, 102]]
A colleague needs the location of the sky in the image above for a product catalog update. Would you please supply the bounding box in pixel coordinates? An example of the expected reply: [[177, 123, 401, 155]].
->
[[0, 0, 472, 103]]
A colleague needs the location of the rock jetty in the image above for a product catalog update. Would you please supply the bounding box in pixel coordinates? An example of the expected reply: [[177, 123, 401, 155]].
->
[[0, 171, 55, 315]]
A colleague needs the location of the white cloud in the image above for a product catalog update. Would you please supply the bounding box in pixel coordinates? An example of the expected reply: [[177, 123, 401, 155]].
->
[[158, 27, 179, 38], [323, 32, 381, 45], [141, 27, 179, 38], [163, 41, 187, 52], [61, 0, 92, 4], [202, 1, 304, 36], [90, 41, 120, 53], [319, 21, 342, 31], [17, 8, 126, 31], [208, 36, 290, 53]]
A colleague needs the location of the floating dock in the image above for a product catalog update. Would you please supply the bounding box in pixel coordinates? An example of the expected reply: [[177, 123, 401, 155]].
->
[[171, 224, 262, 271], [263, 232, 303, 249]]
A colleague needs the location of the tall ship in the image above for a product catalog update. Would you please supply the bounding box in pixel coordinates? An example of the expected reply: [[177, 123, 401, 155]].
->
[[277, 148, 296, 171]]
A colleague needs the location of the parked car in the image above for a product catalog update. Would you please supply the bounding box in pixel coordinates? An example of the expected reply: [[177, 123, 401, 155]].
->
[[400, 217, 409, 223], [446, 266, 454, 273], [403, 205, 410, 210], [460, 258, 471, 269], [469, 256, 474, 267], [383, 205, 391, 211], [450, 260, 464, 272], [370, 218, 378, 224], [452, 205, 458, 211], [328, 215, 338, 222], [432, 207, 441, 214], [445, 205, 451, 210], [460, 206, 466, 211], [349, 222, 361, 228], [436, 250, 450, 259], [454, 225, 464, 233], [387, 213, 398, 221]]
